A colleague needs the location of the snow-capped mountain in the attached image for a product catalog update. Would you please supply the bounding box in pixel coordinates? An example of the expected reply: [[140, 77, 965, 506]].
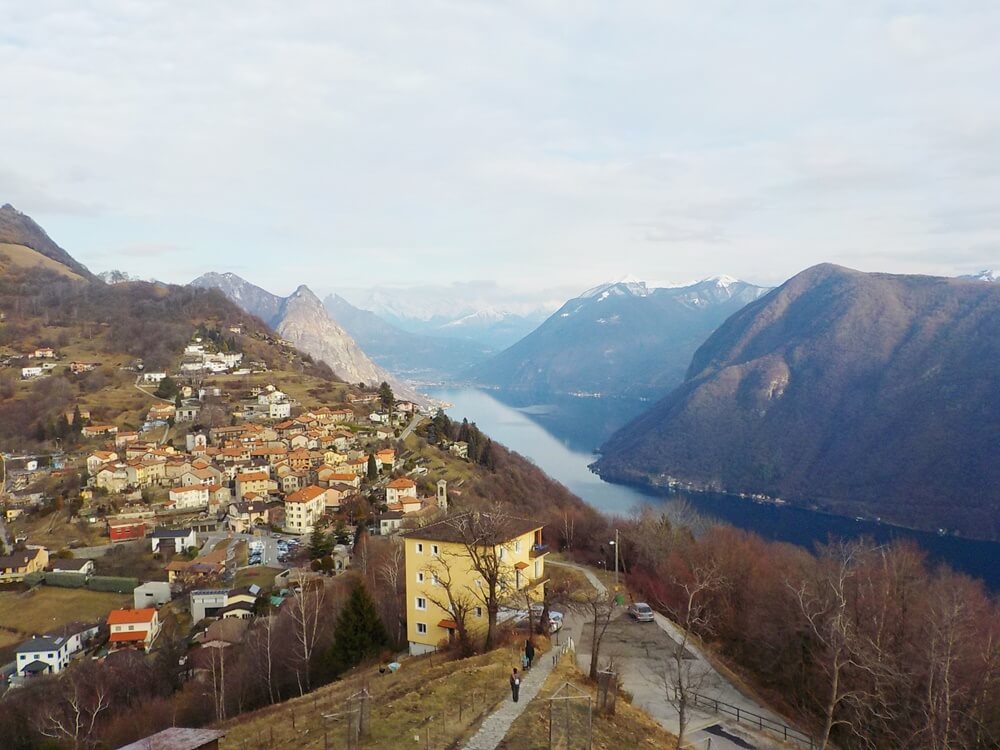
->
[[471, 276, 769, 399], [332, 283, 558, 350], [97, 269, 163, 285], [323, 294, 493, 383], [961, 269, 1000, 282]]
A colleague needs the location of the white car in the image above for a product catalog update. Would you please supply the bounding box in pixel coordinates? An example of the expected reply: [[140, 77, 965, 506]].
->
[[628, 602, 655, 622], [528, 603, 564, 633]]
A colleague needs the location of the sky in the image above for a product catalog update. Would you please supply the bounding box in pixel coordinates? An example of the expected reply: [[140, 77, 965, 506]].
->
[[2, 1, 999, 303]]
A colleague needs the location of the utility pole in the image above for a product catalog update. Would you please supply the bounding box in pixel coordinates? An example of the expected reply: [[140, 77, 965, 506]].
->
[[615, 529, 619, 591]]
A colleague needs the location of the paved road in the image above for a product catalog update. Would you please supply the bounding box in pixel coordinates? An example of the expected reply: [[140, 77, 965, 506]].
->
[[549, 560, 795, 750], [399, 413, 425, 440]]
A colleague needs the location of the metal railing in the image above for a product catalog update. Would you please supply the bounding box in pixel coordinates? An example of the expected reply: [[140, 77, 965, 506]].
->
[[685, 689, 815, 749]]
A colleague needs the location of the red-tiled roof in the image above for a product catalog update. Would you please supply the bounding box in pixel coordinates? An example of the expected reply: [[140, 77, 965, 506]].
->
[[109, 631, 148, 642], [107, 608, 156, 625]]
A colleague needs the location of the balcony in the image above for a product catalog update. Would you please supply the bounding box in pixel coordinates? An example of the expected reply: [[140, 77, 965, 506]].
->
[[529, 543, 549, 559]]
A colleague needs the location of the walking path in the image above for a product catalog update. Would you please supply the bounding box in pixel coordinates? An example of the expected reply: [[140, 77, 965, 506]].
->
[[462, 646, 557, 750]]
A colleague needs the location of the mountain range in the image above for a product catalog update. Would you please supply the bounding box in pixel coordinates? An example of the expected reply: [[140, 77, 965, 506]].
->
[[189, 273, 419, 399], [471, 276, 769, 399], [595, 263, 1000, 539], [323, 294, 492, 383], [332, 285, 554, 350]]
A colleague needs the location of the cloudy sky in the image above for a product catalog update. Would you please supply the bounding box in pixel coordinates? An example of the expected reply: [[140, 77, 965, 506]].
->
[[2, 1, 999, 300]]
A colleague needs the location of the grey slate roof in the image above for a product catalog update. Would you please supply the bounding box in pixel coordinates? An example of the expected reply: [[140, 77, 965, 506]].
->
[[16, 635, 66, 653]]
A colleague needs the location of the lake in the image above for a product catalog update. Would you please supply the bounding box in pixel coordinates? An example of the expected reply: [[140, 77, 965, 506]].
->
[[428, 387, 1000, 591]]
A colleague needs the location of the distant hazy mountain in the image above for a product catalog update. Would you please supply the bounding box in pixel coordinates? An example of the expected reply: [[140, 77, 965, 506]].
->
[[961, 269, 999, 282], [191, 272, 409, 394], [334, 284, 555, 350], [0, 203, 94, 279], [472, 277, 769, 398], [324, 294, 492, 382], [595, 263, 1000, 540]]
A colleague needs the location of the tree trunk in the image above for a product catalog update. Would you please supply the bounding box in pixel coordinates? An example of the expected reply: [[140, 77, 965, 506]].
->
[[589, 613, 600, 680], [819, 658, 840, 750]]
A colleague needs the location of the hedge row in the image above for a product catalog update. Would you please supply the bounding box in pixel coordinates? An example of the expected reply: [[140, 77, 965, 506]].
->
[[21, 573, 138, 593], [87, 576, 139, 593]]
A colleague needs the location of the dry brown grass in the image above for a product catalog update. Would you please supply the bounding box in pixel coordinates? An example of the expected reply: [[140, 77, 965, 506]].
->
[[218, 640, 535, 750], [13, 510, 105, 549], [0, 587, 130, 640], [497, 655, 678, 750], [0, 243, 84, 280]]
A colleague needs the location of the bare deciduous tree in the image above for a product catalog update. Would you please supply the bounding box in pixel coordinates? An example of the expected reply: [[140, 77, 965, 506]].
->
[[376, 539, 406, 645], [581, 587, 616, 681], [789, 541, 872, 750], [657, 560, 727, 747], [444, 506, 523, 649], [286, 570, 326, 694], [422, 554, 479, 655], [36, 667, 112, 750]]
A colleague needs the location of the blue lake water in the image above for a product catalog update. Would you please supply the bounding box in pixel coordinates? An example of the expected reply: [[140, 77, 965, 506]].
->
[[429, 387, 1000, 591]]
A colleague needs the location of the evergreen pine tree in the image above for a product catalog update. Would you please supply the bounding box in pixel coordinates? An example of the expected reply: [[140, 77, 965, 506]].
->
[[378, 381, 395, 412], [308, 526, 331, 559], [71, 405, 83, 434], [328, 581, 389, 674], [481, 439, 496, 471], [366, 453, 378, 481], [55, 414, 70, 440]]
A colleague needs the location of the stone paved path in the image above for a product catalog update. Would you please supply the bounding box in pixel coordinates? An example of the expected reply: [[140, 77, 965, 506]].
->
[[462, 646, 558, 750]]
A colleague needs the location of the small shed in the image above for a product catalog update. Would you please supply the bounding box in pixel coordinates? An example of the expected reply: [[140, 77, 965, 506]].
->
[[134, 581, 172, 609]]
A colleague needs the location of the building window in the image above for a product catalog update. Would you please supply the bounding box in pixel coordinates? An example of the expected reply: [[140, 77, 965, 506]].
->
[[416, 543, 423, 554], [475, 607, 483, 618], [535, 560, 541, 578], [416, 622, 428, 635], [514, 540, 521, 553], [416, 597, 427, 610], [431, 573, 439, 587], [498, 547, 505, 561], [416, 572, 425, 583], [431, 544, 439, 556]]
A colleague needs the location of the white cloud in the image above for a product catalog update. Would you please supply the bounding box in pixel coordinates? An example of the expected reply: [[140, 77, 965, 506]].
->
[[1, 1, 999, 291]]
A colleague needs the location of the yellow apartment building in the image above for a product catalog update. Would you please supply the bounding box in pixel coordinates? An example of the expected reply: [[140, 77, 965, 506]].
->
[[402, 513, 547, 655]]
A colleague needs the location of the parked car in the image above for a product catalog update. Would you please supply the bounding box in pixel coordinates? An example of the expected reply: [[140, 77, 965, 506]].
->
[[526, 603, 564, 633], [628, 602, 655, 622]]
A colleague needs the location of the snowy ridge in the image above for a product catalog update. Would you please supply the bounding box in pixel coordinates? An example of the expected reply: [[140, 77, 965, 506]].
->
[[960, 269, 999, 282]]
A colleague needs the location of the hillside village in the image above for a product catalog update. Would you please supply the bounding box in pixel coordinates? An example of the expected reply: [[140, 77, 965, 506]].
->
[[1, 323, 479, 652], [0, 315, 570, 749]]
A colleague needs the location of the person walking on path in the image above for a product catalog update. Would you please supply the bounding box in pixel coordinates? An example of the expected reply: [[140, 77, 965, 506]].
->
[[524, 638, 535, 669], [509, 668, 521, 703]]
